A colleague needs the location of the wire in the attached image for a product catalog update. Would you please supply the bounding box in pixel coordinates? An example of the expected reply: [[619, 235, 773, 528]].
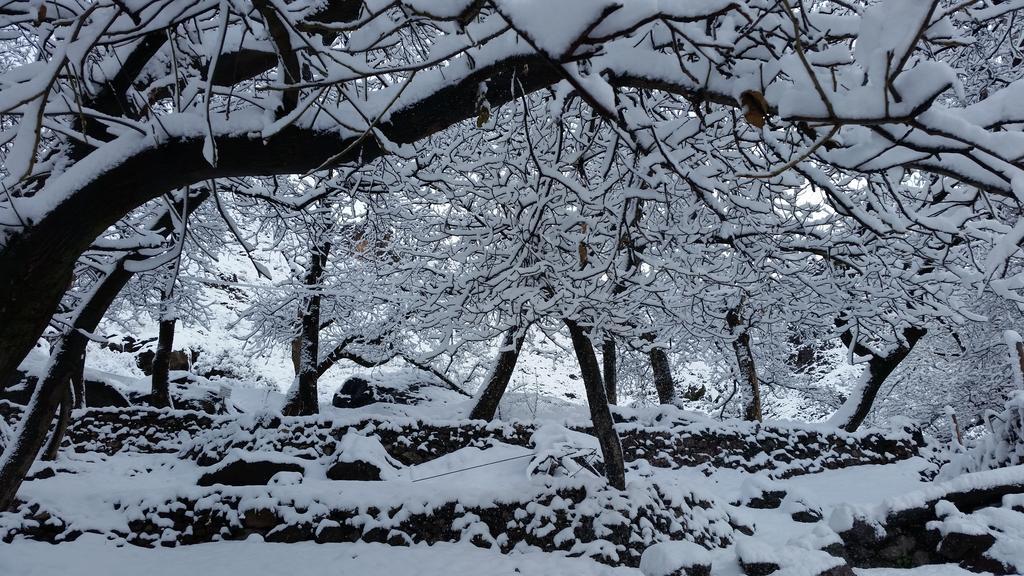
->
[[410, 452, 535, 483]]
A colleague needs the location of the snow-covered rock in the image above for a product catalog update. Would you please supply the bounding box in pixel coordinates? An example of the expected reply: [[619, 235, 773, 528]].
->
[[639, 541, 714, 576]]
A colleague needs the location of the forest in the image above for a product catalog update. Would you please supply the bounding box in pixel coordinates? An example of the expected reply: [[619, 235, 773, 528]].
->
[[2, 0, 1024, 574]]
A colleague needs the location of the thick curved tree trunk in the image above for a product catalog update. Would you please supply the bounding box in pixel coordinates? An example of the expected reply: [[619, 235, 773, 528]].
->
[[649, 348, 676, 405], [149, 314, 177, 409], [0, 337, 85, 510], [602, 338, 617, 406], [830, 325, 926, 432], [0, 52, 568, 393], [282, 242, 331, 417], [564, 319, 626, 490], [0, 195, 207, 511], [469, 327, 528, 420]]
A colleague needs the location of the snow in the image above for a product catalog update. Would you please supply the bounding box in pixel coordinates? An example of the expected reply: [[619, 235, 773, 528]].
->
[[639, 540, 713, 576], [492, 0, 616, 57], [0, 536, 641, 576]]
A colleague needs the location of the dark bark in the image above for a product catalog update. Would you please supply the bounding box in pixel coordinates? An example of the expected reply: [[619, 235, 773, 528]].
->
[[291, 336, 302, 375], [282, 242, 331, 416], [149, 314, 177, 409], [564, 319, 626, 490], [833, 323, 927, 432], [0, 195, 208, 510], [469, 327, 528, 420], [649, 347, 676, 405], [0, 337, 84, 511], [726, 306, 761, 422], [0, 53, 566, 394], [70, 348, 86, 409], [0, 22, 750, 394], [41, 383, 72, 461], [602, 338, 617, 406]]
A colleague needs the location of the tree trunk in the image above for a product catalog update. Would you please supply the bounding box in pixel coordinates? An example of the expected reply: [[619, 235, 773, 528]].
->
[[149, 314, 176, 409], [469, 327, 528, 420], [0, 53, 566, 398], [602, 338, 617, 405], [290, 335, 302, 375], [282, 242, 331, 416], [0, 337, 85, 510], [830, 325, 926, 432], [649, 348, 676, 405], [727, 306, 761, 422], [0, 196, 207, 510], [564, 319, 626, 490], [41, 383, 73, 461], [70, 348, 86, 409]]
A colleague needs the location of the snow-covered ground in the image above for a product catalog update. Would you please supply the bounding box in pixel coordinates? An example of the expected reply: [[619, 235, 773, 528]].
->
[[0, 451, 999, 576], [1, 537, 637, 576]]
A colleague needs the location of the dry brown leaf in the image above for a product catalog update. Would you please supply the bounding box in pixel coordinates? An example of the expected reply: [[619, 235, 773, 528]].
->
[[740, 90, 769, 128]]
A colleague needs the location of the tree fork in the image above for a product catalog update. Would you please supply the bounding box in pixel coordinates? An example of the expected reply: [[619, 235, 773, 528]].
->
[[831, 324, 927, 432], [727, 306, 762, 422]]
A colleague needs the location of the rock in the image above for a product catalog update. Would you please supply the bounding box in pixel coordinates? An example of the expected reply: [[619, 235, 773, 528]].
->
[[747, 490, 786, 509], [815, 566, 855, 576], [326, 431, 401, 481], [269, 471, 303, 486], [129, 377, 232, 414], [938, 530, 996, 561], [198, 452, 305, 486], [737, 477, 787, 509], [102, 335, 156, 353], [739, 561, 779, 576], [0, 377, 130, 408], [330, 373, 448, 409], [783, 493, 823, 523], [241, 508, 280, 530], [326, 459, 384, 481], [792, 509, 824, 523], [0, 372, 36, 404], [314, 520, 359, 543], [84, 379, 131, 408], [27, 466, 56, 480], [137, 348, 199, 375], [639, 541, 714, 576], [332, 377, 375, 408], [737, 540, 853, 576]]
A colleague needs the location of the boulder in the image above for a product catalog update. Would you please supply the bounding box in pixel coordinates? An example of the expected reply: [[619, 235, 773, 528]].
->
[[84, 379, 131, 408], [833, 467, 1024, 573], [331, 373, 453, 409], [937, 530, 996, 561], [782, 493, 823, 523], [639, 541, 714, 576], [137, 348, 199, 375], [736, 477, 787, 509], [331, 376, 376, 408], [0, 376, 130, 408], [129, 376, 232, 414], [198, 452, 305, 486], [737, 540, 854, 576], [102, 335, 156, 353], [326, 459, 386, 481], [325, 431, 401, 481]]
